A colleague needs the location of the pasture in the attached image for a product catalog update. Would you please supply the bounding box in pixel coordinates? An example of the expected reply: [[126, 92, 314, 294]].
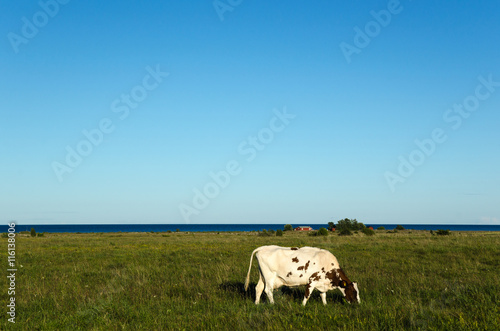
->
[[1, 229, 499, 330]]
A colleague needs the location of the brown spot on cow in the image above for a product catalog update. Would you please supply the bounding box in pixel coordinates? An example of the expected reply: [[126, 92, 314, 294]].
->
[[325, 269, 341, 286], [291, 247, 299, 251], [325, 267, 350, 286], [286, 272, 292, 277], [298, 261, 310, 272], [299, 274, 303, 277], [321, 267, 326, 273], [309, 272, 321, 282], [337, 267, 348, 279], [292, 257, 299, 263]]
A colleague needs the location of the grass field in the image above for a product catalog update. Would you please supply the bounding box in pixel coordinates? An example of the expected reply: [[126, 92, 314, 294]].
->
[[1, 229, 499, 330]]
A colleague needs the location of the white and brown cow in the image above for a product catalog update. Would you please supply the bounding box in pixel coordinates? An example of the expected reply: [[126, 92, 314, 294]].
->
[[244, 245, 360, 305]]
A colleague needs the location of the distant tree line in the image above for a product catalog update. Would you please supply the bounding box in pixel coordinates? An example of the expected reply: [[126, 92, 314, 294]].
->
[[328, 218, 376, 236], [328, 218, 366, 231]]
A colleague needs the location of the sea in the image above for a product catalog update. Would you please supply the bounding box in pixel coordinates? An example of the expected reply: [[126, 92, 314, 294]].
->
[[4, 223, 500, 233]]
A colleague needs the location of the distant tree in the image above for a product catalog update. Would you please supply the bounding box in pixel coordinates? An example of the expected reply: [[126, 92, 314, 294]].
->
[[335, 218, 365, 231], [396, 225, 405, 231], [377, 226, 385, 230], [436, 229, 451, 236], [276, 229, 283, 237], [362, 228, 375, 236], [336, 218, 353, 231], [30, 228, 36, 237], [317, 227, 329, 236], [327, 222, 336, 231], [284, 224, 293, 231]]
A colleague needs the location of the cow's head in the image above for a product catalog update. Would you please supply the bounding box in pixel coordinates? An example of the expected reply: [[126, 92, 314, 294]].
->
[[326, 268, 361, 303], [339, 280, 360, 303]]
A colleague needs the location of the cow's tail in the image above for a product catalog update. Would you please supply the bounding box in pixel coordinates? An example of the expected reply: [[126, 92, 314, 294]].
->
[[244, 247, 261, 291]]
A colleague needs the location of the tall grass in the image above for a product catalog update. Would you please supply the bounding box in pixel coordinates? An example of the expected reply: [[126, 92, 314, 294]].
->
[[1, 230, 499, 330]]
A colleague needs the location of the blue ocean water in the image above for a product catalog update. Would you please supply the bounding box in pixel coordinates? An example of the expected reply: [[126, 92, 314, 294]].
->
[[3, 223, 500, 233]]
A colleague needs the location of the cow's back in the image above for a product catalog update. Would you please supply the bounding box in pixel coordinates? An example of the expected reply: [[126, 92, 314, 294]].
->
[[255, 246, 340, 285], [257, 246, 339, 266]]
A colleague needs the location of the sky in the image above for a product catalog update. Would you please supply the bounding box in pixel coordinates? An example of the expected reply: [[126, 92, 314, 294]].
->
[[1, 0, 499, 225]]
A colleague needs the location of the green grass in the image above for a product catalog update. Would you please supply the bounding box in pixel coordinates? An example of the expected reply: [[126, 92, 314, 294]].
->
[[1, 230, 499, 330]]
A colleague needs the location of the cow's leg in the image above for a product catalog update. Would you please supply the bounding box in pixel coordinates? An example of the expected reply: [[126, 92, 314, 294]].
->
[[320, 292, 327, 305], [255, 273, 265, 304], [255, 281, 264, 304], [302, 283, 315, 306], [264, 279, 275, 304]]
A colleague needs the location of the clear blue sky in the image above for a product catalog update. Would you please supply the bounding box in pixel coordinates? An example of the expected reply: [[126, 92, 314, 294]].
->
[[2, 0, 499, 225]]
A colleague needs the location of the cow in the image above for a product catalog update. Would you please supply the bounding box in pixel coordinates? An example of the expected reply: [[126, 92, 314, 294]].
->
[[244, 245, 360, 305]]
